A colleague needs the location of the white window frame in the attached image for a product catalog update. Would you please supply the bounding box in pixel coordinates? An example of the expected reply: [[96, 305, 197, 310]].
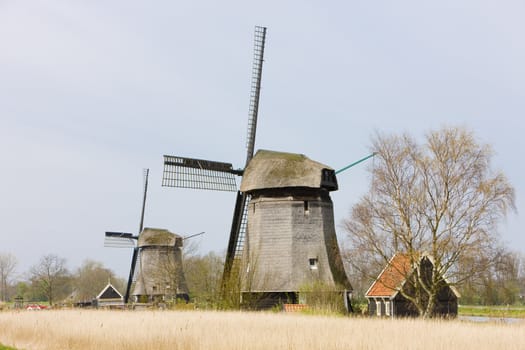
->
[[384, 299, 391, 316], [376, 300, 382, 316]]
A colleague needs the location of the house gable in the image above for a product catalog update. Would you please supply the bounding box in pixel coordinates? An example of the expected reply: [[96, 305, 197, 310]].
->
[[96, 283, 123, 301]]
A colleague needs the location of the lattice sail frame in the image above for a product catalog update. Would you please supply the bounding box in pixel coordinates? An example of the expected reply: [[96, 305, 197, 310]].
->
[[245, 26, 266, 162], [229, 26, 266, 262], [234, 194, 250, 258], [104, 236, 136, 248], [162, 155, 238, 192], [161, 26, 267, 285], [104, 231, 137, 248]]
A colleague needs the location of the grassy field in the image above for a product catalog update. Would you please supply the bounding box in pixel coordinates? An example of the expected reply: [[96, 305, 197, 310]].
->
[[459, 305, 525, 318], [0, 310, 524, 350], [0, 345, 17, 350]]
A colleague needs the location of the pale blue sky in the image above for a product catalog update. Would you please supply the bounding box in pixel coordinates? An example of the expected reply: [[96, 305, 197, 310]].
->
[[1, 0, 523, 278]]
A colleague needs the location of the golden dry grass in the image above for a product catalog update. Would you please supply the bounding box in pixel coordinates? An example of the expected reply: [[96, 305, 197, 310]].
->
[[0, 309, 523, 350]]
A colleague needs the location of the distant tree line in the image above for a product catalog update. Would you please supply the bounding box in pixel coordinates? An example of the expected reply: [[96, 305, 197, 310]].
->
[[0, 253, 126, 306], [0, 249, 226, 308]]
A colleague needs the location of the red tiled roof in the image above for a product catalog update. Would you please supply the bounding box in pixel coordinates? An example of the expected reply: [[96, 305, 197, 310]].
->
[[366, 254, 412, 297]]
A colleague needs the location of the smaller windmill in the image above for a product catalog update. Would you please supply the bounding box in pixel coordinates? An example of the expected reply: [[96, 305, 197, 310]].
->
[[104, 169, 191, 304], [132, 227, 189, 303]]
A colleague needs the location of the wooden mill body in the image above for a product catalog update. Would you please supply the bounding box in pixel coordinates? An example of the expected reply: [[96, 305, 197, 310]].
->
[[240, 150, 351, 303], [132, 228, 189, 302]]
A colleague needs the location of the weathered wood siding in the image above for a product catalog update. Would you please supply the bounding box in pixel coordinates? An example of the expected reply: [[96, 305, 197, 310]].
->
[[133, 228, 189, 300], [241, 189, 350, 293]]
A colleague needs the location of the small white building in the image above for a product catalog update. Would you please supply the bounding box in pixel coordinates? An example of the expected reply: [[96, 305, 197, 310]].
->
[[95, 283, 124, 308]]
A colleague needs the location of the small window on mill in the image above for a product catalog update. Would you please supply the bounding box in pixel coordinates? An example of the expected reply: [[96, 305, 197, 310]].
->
[[309, 258, 318, 270]]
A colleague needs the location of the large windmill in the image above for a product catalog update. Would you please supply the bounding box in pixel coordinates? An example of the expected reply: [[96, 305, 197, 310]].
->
[[161, 26, 353, 308]]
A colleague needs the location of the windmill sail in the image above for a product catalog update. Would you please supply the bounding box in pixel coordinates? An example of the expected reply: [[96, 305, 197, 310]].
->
[[103, 168, 149, 304], [245, 26, 267, 163], [104, 232, 136, 248], [224, 193, 249, 269], [160, 26, 267, 289], [138, 168, 149, 232], [223, 26, 267, 281], [124, 168, 150, 303], [162, 155, 238, 192], [235, 194, 250, 257]]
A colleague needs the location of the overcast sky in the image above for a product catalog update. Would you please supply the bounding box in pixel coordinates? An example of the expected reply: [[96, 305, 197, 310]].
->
[[1, 0, 523, 278]]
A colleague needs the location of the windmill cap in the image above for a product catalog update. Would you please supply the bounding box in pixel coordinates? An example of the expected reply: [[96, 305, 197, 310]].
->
[[240, 149, 338, 192], [137, 227, 182, 247]]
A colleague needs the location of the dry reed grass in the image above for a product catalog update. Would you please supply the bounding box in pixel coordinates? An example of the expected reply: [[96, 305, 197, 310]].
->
[[0, 309, 523, 350]]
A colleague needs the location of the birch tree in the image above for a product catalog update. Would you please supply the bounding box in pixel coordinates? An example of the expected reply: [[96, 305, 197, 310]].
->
[[344, 127, 515, 317]]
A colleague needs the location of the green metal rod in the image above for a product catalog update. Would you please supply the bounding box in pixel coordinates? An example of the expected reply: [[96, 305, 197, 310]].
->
[[335, 152, 377, 175]]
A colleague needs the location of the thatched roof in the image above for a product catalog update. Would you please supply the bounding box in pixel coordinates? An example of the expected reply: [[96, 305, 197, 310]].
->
[[240, 149, 337, 192], [137, 228, 182, 247]]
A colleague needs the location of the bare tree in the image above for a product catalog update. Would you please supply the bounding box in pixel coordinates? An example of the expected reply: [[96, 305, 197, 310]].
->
[[478, 249, 524, 305], [184, 251, 224, 305], [0, 253, 17, 302], [344, 127, 515, 317], [29, 254, 70, 306], [341, 244, 378, 302], [74, 260, 124, 303]]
